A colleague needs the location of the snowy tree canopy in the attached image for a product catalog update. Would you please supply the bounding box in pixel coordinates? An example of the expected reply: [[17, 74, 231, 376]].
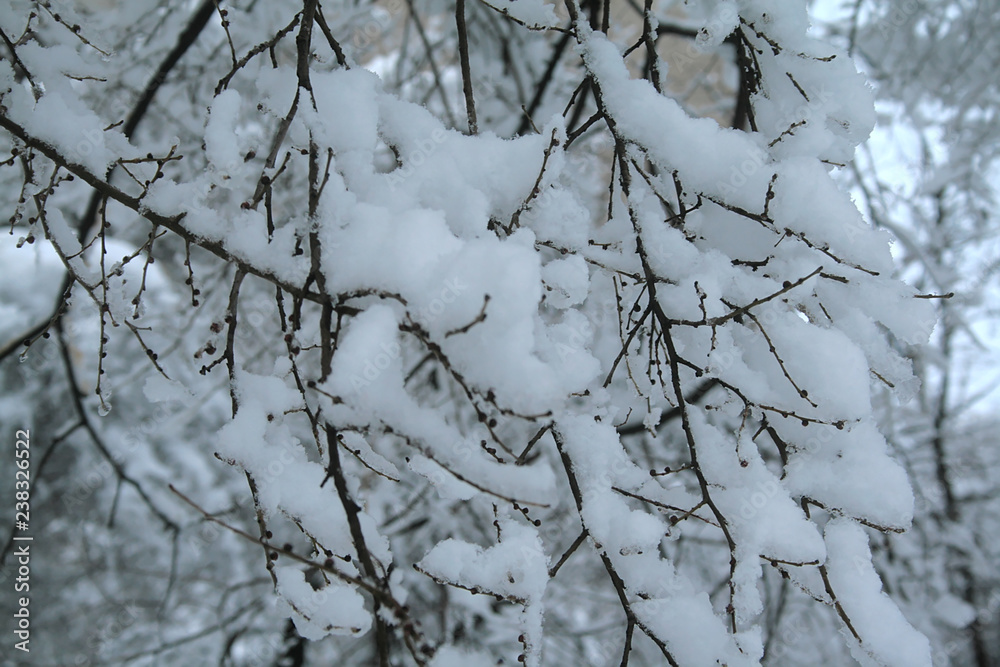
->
[[3, 0, 989, 665]]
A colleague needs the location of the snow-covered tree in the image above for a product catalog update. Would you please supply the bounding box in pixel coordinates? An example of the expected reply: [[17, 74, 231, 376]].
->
[[0, 1, 956, 665]]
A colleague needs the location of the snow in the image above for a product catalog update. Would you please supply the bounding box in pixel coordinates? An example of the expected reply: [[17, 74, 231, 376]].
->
[[215, 368, 388, 585], [824, 520, 932, 667], [307, 69, 381, 153], [418, 518, 549, 667], [633, 593, 758, 666], [323, 305, 561, 506], [555, 414, 755, 665], [205, 89, 245, 176], [690, 413, 826, 562], [578, 28, 774, 213], [254, 64, 299, 117], [0, 59, 137, 175], [274, 566, 372, 639], [781, 421, 915, 529], [696, 1, 739, 49], [540, 255, 589, 309]]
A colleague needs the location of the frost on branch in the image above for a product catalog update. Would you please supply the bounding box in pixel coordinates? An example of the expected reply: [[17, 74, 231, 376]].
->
[[0, 0, 937, 664]]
